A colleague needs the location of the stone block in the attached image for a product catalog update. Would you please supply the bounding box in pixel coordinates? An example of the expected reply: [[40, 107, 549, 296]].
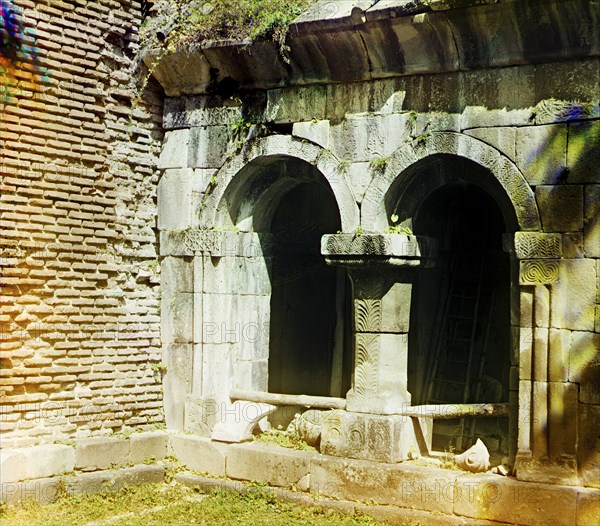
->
[[202, 256, 271, 296], [201, 343, 233, 402], [158, 129, 189, 169], [567, 121, 600, 184], [234, 360, 268, 391], [548, 328, 570, 382], [226, 442, 314, 487], [329, 113, 409, 162], [266, 85, 326, 124], [163, 95, 242, 129], [188, 125, 230, 169], [516, 124, 567, 186], [583, 185, 600, 257], [162, 292, 193, 344], [1, 476, 62, 506], [67, 465, 164, 496], [342, 161, 371, 204], [75, 437, 130, 470], [157, 168, 194, 230], [454, 472, 577, 526], [463, 126, 516, 160], [202, 294, 239, 343], [292, 120, 330, 149], [551, 259, 596, 331], [166, 343, 193, 395], [320, 410, 420, 463], [569, 331, 600, 404], [325, 79, 401, 119], [380, 282, 412, 333], [577, 488, 600, 525], [519, 327, 533, 380], [536, 185, 584, 233], [129, 431, 168, 464], [0, 449, 27, 484], [310, 455, 458, 514], [161, 256, 194, 295], [169, 434, 227, 475], [562, 233, 585, 258], [577, 403, 600, 489], [1, 445, 76, 483]]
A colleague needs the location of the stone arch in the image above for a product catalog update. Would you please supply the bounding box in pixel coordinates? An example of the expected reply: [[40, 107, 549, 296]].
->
[[199, 135, 360, 233], [361, 132, 541, 233]]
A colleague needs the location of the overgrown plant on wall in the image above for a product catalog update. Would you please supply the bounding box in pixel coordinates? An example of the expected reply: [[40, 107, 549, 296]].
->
[[139, 0, 315, 56]]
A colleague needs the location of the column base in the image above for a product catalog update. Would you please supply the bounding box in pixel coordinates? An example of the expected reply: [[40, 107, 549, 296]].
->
[[515, 451, 579, 486], [321, 410, 422, 463]]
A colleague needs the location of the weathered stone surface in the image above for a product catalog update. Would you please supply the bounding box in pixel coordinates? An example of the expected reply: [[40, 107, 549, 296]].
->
[[169, 434, 227, 475], [454, 472, 578, 525], [577, 487, 600, 525], [548, 329, 570, 382], [292, 120, 330, 149], [129, 432, 169, 464], [329, 113, 409, 162], [157, 168, 195, 230], [551, 260, 596, 331], [1, 476, 62, 506], [0, 446, 75, 484], [75, 437, 130, 471], [577, 403, 600, 489], [188, 126, 231, 169], [320, 410, 420, 463], [266, 86, 327, 124], [536, 185, 584, 233], [158, 129, 190, 169], [311, 455, 458, 514], [511, 232, 562, 259], [569, 331, 600, 404], [583, 185, 600, 257], [567, 120, 600, 184], [211, 401, 275, 443], [463, 126, 516, 160], [162, 293, 193, 344], [67, 466, 165, 496], [519, 260, 560, 285], [163, 95, 242, 129], [226, 442, 314, 487], [516, 124, 567, 186]]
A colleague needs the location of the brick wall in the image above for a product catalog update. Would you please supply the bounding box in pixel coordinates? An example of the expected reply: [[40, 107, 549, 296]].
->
[[1, 0, 165, 447]]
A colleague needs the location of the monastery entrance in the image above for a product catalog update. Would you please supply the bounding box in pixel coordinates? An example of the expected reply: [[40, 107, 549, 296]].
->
[[268, 180, 352, 398], [409, 182, 511, 456]]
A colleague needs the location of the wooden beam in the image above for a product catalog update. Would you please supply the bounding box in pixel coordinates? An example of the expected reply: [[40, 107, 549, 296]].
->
[[229, 389, 346, 410]]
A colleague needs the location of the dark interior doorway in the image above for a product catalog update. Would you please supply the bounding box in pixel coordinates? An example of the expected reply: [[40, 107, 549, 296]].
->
[[408, 183, 510, 455], [268, 181, 352, 398]]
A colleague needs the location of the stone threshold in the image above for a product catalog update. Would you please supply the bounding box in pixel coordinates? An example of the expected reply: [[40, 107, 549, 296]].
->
[[1, 433, 598, 525]]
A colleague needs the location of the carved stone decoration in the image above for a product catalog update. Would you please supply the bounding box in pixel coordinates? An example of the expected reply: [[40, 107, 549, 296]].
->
[[455, 438, 491, 473], [361, 132, 542, 233], [355, 298, 382, 332], [512, 232, 562, 260], [519, 259, 560, 285], [320, 410, 421, 463], [353, 333, 380, 398], [324, 234, 390, 255], [182, 229, 221, 255]]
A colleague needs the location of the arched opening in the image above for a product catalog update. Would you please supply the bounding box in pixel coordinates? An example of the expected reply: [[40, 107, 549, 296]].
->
[[407, 180, 511, 458], [267, 181, 353, 397]]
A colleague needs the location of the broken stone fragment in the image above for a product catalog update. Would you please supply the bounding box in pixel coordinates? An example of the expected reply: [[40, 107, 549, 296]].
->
[[454, 438, 491, 473], [286, 410, 322, 446]]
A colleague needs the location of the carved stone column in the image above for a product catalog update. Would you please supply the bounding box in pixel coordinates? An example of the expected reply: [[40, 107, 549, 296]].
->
[[320, 233, 437, 462], [505, 232, 577, 484]]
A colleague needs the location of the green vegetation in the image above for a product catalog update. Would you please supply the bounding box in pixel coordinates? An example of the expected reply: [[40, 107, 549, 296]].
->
[[369, 156, 390, 173], [254, 428, 316, 451], [385, 214, 413, 235], [0, 482, 393, 526], [140, 0, 316, 55]]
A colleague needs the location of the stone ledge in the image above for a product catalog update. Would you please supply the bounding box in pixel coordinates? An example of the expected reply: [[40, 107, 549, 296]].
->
[[0, 465, 165, 507]]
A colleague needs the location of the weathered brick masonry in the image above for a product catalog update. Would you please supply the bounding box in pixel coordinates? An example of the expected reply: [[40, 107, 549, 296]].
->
[[1, 0, 164, 447]]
